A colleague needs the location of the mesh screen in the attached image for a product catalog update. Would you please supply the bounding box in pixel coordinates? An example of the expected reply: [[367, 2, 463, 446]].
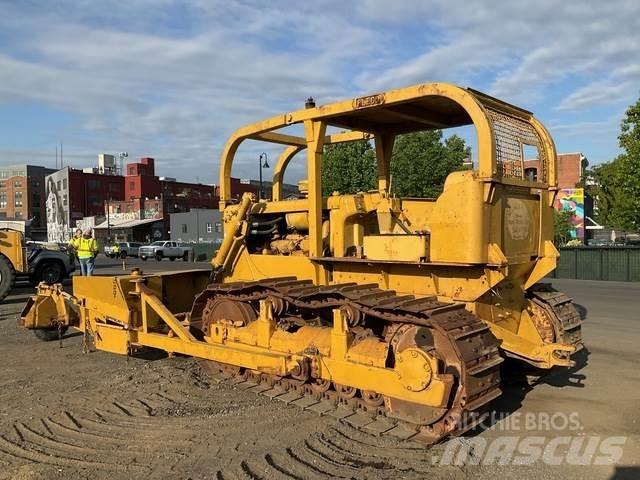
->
[[485, 108, 547, 182]]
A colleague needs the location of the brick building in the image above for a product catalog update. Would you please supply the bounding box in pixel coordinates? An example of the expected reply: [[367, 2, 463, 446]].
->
[[523, 152, 588, 188], [0, 164, 56, 239], [45, 166, 124, 242], [44, 154, 286, 242], [524, 152, 589, 242], [93, 197, 165, 243], [123, 157, 216, 210], [89, 157, 217, 242], [125, 157, 161, 200]]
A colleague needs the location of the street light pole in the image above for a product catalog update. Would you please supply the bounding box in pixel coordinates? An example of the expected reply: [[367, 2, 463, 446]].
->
[[258, 152, 269, 200]]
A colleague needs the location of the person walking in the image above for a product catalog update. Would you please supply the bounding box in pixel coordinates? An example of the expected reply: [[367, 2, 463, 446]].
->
[[77, 227, 98, 276]]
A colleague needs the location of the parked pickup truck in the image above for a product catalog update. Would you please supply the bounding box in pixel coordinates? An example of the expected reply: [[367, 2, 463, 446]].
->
[[105, 242, 143, 258], [138, 241, 193, 261]]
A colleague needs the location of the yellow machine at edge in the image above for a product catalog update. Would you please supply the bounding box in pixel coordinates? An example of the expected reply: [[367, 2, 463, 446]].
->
[[21, 82, 583, 443], [0, 229, 27, 302]]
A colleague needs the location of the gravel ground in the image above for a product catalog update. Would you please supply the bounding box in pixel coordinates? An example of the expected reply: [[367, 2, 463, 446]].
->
[[0, 267, 638, 479]]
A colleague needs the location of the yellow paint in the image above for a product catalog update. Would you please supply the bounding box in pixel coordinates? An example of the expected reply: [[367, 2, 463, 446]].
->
[[363, 234, 429, 262], [21, 81, 579, 427], [0, 230, 26, 276]]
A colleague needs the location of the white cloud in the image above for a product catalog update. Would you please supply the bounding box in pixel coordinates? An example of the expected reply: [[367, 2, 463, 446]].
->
[[0, 0, 638, 182], [357, 0, 640, 108], [0, 1, 378, 182], [557, 65, 640, 111]]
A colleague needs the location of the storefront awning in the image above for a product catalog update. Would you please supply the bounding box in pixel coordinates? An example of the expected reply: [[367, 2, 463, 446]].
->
[[93, 217, 161, 230]]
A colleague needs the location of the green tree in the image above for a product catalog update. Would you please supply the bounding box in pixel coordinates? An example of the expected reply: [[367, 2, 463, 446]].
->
[[391, 131, 470, 198], [588, 97, 640, 231], [322, 140, 376, 196], [553, 209, 574, 246], [588, 160, 622, 226], [612, 97, 640, 231], [321, 131, 470, 198]]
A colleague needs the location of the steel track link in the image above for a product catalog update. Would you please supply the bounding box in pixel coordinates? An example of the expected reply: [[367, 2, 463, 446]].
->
[[529, 283, 583, 350], [191, 277, 503, 444]]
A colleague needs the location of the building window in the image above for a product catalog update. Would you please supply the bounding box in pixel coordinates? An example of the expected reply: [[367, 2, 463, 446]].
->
[[14, 180, 22, 188], [181, 224, 188, 233], [88, 179, 101, 190], [129, 181, 135, 190], [15, 211, 22, 218], [206, 222, 213, 233], [62, 178, 67, 190], [63, 194, 67, 206], [0, 212, 6, 218], [14, 191, 23, 207], [214, 222, 222, 233], [12, 170, 22, 177], [32, 193, 41, 205], [0, 192, 6, 208], [57, 180, 61, 190], [0, 181, 5, 188], [0, 171, 7, 178], [32, 180, 41, 188]]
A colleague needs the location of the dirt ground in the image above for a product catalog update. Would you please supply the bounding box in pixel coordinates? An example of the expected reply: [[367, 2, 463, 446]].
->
[[1, 270, 638, 479]]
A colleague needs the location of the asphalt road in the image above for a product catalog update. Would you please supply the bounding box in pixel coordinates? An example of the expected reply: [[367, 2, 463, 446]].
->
[[0, 273, 638, 479], [82, 254, 213, 276]]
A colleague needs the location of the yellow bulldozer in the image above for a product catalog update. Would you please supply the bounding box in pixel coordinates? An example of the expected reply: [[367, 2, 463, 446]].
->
[[0, 229, 27, 302], [21, 82, 582, 443]]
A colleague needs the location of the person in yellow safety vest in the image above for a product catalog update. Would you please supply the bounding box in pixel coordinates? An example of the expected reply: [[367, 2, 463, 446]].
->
[[77, 227, 99, 276], [112, 242, 120, 257], [68, 228, 82, 259]]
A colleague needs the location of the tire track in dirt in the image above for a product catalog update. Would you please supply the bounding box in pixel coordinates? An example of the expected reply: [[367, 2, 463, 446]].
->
[[1, 350, 459, 479], [0, 394, 195, 477]]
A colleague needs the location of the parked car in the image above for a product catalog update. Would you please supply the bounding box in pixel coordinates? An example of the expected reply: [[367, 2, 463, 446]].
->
[[105, 242, 143, 258], [138, 241, 193, 261], [24, 243, 75, 285]]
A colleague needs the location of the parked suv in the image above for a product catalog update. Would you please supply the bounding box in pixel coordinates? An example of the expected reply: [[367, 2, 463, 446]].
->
[[138, 241, 193, 261], [105, 242, 143, 259], [25, 243, 76, 285]]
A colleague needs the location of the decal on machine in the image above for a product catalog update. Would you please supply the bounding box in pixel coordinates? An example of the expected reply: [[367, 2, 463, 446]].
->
[[505, 198, 531, 241], [353, 93, 386, 109]]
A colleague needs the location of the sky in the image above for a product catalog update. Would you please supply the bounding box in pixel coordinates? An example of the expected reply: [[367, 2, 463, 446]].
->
[[0, 0, 639, 185]]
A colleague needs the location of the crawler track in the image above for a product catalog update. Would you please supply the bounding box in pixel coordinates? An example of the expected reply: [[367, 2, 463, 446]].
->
[[529, 283, 583, 350], [190, 277, 503, 443]]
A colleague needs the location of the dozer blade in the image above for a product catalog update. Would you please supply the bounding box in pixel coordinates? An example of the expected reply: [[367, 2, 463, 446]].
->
[[20, 283, 78, 330]]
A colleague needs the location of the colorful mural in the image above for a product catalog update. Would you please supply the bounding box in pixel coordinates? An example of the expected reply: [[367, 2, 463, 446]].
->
[[554, 188, 584, 240], [45, 168, 71, 243]]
